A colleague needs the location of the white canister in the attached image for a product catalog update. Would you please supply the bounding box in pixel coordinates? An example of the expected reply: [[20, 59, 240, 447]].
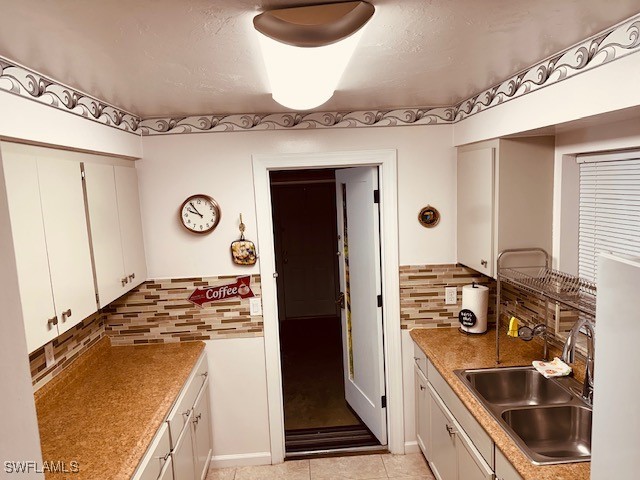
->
[[459, 283, 489, 334]]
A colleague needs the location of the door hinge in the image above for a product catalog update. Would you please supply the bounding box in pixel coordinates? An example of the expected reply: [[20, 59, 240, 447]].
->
[[95, 292, 100, 304], [81, 170, 86, 179], [373, 189, 380, 204], [377, 294, 383, 308], [381, 395, 387, 408]]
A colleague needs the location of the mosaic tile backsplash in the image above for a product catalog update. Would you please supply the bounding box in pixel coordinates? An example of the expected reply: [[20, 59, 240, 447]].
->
[[30, 265, 581, 389], [29, 312, 104, 391], [104, 275, 263, 345], [400, 264, 496, 329]]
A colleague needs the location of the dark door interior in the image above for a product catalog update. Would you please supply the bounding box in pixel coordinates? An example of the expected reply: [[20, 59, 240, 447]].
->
[[270, 169, 380, 455]]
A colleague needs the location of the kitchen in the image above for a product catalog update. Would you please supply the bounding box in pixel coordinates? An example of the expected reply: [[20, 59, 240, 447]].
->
[[1, 1, 640, 479]]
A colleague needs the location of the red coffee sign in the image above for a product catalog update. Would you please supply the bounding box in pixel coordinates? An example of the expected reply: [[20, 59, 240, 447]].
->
[[188, 276, 255, 307]]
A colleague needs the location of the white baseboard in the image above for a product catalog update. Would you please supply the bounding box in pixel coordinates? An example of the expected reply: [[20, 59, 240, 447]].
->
[[210, 452, 272, 469], [404, 441, 420, 454]]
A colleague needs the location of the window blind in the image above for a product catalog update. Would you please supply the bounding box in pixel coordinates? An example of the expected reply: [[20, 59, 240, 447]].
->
[[578, 152, 640, 283]]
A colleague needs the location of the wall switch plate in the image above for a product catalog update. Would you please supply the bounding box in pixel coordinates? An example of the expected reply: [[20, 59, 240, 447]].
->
[[249, 297, 263, 316], [44, 342, 55, 368], [445, 286, 457, 305]]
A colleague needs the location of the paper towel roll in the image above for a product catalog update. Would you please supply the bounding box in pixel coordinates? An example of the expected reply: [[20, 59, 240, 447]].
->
[[460, 283, 489, 334]]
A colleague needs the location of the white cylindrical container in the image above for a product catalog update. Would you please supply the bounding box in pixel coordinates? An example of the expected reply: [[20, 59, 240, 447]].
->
[[460, 283, 489, 334]]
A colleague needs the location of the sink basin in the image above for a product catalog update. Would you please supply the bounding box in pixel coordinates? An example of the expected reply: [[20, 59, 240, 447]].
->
[[454, 366, 592, 465], [502, 406, 592, 462], [463, 367, 573, 406]]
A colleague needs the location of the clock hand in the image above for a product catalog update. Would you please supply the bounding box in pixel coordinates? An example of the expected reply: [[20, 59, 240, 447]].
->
[[187, 208, 201, 216], [188, 203, 204, 218]]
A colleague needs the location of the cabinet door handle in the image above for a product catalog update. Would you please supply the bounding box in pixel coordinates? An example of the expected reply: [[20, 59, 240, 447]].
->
[[121, 276, 129, 286], [445, 424, 457, 436], [419, 384, 425, 391], [47, 315, 58, 328], [480, 259, 488, 267], [128, 273, 135, 281], [192, 413, 202, 425], [61, 309, 72, 322]]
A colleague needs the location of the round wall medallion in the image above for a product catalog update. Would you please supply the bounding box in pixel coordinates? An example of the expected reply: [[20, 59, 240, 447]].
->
[[179, 194, 221, 234], [418, 205, 440, 228]]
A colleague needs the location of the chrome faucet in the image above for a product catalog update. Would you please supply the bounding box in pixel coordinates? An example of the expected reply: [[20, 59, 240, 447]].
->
[[561, 317, 595, 404]]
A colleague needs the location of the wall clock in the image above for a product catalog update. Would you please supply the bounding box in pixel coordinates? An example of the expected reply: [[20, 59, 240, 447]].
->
[[179, 194, 221, 234]]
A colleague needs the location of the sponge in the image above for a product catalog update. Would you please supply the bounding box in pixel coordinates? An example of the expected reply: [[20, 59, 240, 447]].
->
[[507, 317, 519, 337]]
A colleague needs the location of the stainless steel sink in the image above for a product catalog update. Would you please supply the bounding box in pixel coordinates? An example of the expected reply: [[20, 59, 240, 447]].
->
[[455, 366, 592, 465], [463, 367, 573, 406], [502, 405, 592, 462]]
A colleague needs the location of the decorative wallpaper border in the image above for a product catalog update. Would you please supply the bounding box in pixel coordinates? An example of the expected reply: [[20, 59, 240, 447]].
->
[[2, 13, 639, 136], [451, 13, 640, 121], [0, 57, 139, 133], [138, 107, 454, 135]]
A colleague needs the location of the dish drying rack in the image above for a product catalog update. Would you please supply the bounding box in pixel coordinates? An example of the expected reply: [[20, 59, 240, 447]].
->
[[496, 248, 597, 363]]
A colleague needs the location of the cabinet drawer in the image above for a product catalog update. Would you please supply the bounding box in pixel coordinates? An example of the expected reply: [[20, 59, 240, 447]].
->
[[413, 342, 428, 376], [427, 359, 493, 468], [132, 422, 171, 480], [167, 352, 208, 448]]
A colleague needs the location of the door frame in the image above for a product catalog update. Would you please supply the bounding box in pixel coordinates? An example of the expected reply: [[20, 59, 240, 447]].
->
[[252, 149, 403, 463]]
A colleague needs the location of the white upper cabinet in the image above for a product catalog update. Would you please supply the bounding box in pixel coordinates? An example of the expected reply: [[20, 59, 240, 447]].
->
[[115, 165, 147, 291], [83, 163, 126, 307], [38, 156, 96, 334], [2, 141, 147, 351], [2, 150, 59, 352], [2, 143, 97, 350], [457, 137, 555, 278], [457, 147, 495, 276], [84, 163, 146, 307]]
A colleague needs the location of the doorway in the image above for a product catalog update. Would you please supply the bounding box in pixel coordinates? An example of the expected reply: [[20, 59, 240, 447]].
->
[[270, 169, 384, 455], [252, 149, 404, 464]]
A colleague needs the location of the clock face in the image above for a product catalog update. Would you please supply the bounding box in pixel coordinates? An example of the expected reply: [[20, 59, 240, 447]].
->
[[180, 194, 220, 234]]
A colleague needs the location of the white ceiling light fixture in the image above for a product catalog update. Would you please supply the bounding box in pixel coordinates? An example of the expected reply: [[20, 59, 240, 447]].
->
[[254, 1, 374, 111]]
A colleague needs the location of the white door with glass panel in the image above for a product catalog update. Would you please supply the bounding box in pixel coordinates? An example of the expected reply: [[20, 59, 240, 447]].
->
[[335, 166, 387, 444]]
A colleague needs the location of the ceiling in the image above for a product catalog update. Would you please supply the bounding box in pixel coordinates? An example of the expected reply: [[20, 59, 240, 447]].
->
[[0, 0, 638, 118]]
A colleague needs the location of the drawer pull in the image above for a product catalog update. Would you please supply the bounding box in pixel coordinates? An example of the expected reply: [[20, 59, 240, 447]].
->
[[445, 424, 457, 436], [61, 309, 72, 322], [419, 384, 426, 391], [480, 259, 488, 267], [47, 315, 58, 328]]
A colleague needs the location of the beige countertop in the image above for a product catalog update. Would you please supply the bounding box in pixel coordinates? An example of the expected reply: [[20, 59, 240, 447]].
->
[[34, 337, 205, 480], [410, 327, 589, 480]]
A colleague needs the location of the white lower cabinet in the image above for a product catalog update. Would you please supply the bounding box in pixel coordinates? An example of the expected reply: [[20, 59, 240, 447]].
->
[[158, 457, 174, 480], [414, 365, 430, 457], [428, 384, 457, 480], [455, 422, 494, 480], [414, 343, 520, 480], [192, 380, 213, 478], [133, 352, 212, 480], [172, 410, 197, 480], [134, 424, 172, 480], [495, 448, 523, 480]]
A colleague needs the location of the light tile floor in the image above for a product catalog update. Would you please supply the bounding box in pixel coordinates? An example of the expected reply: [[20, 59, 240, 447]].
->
[[206, 453, 435, 480]]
